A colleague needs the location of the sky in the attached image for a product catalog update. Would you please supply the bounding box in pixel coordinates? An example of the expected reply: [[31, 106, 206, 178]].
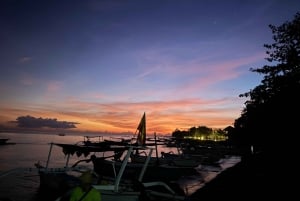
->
[[1, 0, 299, 135]]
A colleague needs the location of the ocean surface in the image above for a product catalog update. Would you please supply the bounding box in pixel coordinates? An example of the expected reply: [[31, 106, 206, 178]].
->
[[0, 132, 241, 201]]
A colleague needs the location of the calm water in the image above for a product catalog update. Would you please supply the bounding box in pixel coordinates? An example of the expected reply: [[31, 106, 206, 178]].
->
[[0, 132, 240, 201]]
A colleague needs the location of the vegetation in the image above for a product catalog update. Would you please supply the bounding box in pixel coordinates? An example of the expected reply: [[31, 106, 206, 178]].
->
[[228, 12, 300, 159], [186, 13, 300, 197], [172, 12, 300, 162], [172, 126, 227, 141]]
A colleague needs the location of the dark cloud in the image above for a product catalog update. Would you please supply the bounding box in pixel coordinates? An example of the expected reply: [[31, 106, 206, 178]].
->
[[11, 115, 79, 129]]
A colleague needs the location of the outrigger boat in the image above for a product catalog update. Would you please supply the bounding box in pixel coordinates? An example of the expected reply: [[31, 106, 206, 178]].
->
[[76, 135, 132, 147], [0, 138, 9, 144], [0, 138, 16, 145], [35, 113, 190, 200], [35, 142, 127, 194], [128, 112, 202, 173], [36, 143, 186, 201]]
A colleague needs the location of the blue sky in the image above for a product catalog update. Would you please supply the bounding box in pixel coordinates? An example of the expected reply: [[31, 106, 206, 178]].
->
[[1, 0, 299, 134]]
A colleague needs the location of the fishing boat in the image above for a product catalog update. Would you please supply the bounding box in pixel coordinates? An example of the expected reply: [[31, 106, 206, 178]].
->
[[0, 138, 16, 145], [76, 135, 131, 147], [92, 134, 200, 183], [127, 113, 201, 174], [35, 142, 127, 195], [57, 146, 186, 201], [36, 142, 186, 201], [35, 113, 187, 200], [0, 138, 9, 145], [93, 153, 199, 183]]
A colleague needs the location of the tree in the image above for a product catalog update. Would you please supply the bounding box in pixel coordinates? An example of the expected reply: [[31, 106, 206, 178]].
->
[[232, 12, 300, 158], [197, 126, 213, 135]]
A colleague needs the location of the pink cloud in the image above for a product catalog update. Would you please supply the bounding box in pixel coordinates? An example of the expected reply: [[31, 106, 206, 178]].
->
[[21, 96, 240, 133], [19, 73, 35, 86], [47, 81, 63, 92]]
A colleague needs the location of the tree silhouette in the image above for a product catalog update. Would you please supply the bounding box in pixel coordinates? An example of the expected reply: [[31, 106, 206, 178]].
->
[[232, 12, 300, 160]]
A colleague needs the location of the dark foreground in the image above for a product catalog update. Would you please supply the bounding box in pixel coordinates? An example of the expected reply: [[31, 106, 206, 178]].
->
[[0, 150, 294, 201], [189, 152, 294, 200]]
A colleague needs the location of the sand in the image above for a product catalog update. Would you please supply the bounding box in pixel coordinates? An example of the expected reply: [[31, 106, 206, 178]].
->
[[189, 152, 294, 200]]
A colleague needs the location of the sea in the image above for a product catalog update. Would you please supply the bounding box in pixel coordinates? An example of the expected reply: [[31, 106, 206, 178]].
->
[[0, 132, 241, 201]]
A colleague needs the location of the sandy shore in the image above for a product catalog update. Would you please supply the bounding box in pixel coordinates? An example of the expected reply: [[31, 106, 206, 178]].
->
[[189, 152, 293, 200]]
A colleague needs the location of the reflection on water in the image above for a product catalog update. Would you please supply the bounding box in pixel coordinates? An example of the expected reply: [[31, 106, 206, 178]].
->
[[0, 170, 39, 201]]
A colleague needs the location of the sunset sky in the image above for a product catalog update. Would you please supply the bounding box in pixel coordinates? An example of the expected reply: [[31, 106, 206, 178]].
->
[[1, 0, 299, 135]]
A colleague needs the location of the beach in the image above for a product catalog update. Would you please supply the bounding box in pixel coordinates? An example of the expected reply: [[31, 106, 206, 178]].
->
[[189, 151, 294, 200]]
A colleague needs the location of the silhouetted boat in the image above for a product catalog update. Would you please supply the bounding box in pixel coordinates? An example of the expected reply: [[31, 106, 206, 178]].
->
[[36, 143, 186, 201], [35, 113, 186, 200], [0, 138, 16, 145], [76, 135, 131, 147]]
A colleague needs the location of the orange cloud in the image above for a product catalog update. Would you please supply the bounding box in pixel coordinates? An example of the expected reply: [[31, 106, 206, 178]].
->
[[0, 96, 242, 134]]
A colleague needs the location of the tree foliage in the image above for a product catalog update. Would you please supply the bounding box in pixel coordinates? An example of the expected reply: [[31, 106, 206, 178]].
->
[[172, 125, 225, 139], [231, 12, 300, 156]]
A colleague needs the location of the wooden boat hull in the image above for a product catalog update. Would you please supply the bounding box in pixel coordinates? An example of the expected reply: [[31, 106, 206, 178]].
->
[[92, 157, 199, 182]]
